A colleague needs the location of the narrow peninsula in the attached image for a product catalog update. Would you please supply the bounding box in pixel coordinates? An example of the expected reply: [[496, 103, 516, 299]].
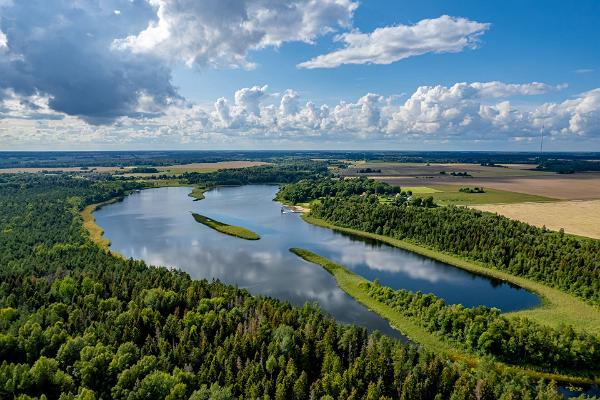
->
[[192, 212, 260, 240]]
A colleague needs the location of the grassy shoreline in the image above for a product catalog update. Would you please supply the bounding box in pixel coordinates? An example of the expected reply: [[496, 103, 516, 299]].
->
[[80, 198, 126, 259], [301, 215, 600, 334], [188, 186, 207, 201], [289, 247, 599, 386], [192, 212, 260, 240]]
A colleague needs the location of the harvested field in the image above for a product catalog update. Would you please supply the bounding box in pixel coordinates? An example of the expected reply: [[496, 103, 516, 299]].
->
[[345, 162, 546, 178], [126, 161, 269, 176], [461, 175, 600, 200], [357, 163, 600, 200], [1, 161, 269, 175], [160, 161, 268, 171], [472, 200, 600, 239]]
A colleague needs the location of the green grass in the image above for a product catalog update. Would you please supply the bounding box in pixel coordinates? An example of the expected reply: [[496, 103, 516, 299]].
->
[[188, 186, 207, 201], [301, 215, 600, 335], [80, 199, 126, 259], [289, 247, 600, 385], [191, 213, 260, 240], [402, 186, 442, 194], [413, 185, 557, 206]]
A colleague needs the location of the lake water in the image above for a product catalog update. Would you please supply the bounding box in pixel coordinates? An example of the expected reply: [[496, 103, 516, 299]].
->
[[94, 185, 539, 339]]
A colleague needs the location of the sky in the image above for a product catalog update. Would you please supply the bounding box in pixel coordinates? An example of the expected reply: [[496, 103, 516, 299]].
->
[[0, 0, 599, 151]]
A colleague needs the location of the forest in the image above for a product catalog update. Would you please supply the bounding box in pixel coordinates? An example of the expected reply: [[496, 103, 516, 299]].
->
[[276, 177, 400, 204], [364, 282, 599, 373], [309, 194, 600, 306], [0, 173, 572, 398], [184, 161, 330, 187]]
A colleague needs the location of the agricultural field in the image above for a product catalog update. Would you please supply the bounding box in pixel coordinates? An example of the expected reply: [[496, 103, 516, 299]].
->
[[344, 161, 600, 200], [472, 200, 600, 239], [407, 185, 557, 206], [0, 161, 269, 176], [120, 161, 269, 177]]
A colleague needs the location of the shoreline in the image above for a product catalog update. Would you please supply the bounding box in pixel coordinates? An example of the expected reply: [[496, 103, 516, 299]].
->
[[301, 214, 600, 334], [289, 247, 600, 386]]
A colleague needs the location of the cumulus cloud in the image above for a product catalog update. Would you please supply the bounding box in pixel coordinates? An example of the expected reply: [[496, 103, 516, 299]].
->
[[234, 85, 269, 116], [0, 0, 179, 124], [298, 15, 490, 69], [2, 78, 599, 148], [0, 30, 7, 50], [113, 0, 358, 69]]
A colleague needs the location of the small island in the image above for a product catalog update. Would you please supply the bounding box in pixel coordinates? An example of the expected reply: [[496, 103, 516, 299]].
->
[[191, 212, 260, 240]]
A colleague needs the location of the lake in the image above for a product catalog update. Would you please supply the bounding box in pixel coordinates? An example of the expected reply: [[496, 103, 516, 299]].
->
[[94, 185, 540, 339]]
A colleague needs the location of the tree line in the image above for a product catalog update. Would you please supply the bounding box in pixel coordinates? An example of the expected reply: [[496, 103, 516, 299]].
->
[[0, 174, 571, 398], [184, 161, 330, 187], [365, 281, 599, 373], [309, 194, 600, 306], [276, 177, 400, 204]]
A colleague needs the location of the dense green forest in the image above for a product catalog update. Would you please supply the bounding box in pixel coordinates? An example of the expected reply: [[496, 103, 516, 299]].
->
[[309, 194, 600, 306], [364, 281, 599, 373], [184, 161, 330, 187], [276, 177, 399, 204], [0, 174, 573, 398]]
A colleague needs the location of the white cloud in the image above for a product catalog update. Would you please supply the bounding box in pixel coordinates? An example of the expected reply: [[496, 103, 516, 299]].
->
[[0, 30, 7, 50], [2, 82, 600, 149], [298, 15, 490, 69], [234, 85, 269, 116], [114, 0, 358, 69]]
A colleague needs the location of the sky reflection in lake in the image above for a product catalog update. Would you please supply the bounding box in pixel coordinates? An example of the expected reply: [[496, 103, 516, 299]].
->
[[95, 185, 540, 338]]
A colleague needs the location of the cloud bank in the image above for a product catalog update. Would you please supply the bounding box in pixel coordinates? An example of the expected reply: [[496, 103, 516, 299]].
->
[[3, 81, 599, 148]]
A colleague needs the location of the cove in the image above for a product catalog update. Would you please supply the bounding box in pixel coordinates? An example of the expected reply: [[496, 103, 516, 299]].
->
[[94, 185, 540, 338]]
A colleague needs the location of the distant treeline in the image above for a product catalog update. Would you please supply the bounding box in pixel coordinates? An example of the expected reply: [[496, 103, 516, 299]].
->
[[128, 167, 159, 174], [184, 161, 330, 187], [276, 177, 399, 204], [0, 174, 565, 399], [537, 159, 600, 174], [310, 195, 600, 306], [2, 150, 600, 169]]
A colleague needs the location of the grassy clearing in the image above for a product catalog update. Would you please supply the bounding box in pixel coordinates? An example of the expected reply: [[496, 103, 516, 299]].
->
[[302, 215, 600, 334], [289, 247, 599, 385], [412, 185, 557, 206], [191, 213, 260, 240]]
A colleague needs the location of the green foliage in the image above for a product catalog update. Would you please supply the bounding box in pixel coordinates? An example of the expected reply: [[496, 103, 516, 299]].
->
[[184, 160, 330, 186], [191, 213, 260, 240], [310, 194, 600, 306], [365, 282, 600, 373], [0, 173, 570, 399], [277, 177, 400, 204]]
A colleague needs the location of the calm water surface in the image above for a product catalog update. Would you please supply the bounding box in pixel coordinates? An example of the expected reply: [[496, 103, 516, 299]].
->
[[95, 185, 539, 339]]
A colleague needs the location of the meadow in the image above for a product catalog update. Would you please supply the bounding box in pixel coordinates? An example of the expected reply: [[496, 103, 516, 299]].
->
[[191, 212, 260, 240], [407, 185, 557, 205]]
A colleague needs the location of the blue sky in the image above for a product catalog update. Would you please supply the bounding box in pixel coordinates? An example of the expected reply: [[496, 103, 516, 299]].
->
[[1, 0, 599, 150]]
